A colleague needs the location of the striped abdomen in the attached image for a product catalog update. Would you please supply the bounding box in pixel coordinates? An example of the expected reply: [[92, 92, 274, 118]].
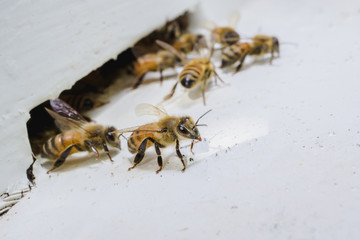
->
[[41, 130, 83, 160], [60, 94, 95, 112], [127, 123, 158, 154], [179, 63, 204, 88], [221, 42, 250, 68]]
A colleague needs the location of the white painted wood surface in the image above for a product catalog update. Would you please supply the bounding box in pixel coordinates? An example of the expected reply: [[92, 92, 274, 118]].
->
[[1, 0, 360, 239]]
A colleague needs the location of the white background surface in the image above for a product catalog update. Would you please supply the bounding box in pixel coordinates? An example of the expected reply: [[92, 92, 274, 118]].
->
[[1, 0, 360, 239]]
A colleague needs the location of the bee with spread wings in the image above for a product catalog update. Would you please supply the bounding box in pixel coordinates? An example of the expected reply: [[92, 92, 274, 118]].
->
[[41, 98, 121, 173], [114, 104, 211, 173]]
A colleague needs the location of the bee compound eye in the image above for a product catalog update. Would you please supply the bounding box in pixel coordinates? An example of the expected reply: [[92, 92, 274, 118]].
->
[[106, 131, 115, 142]]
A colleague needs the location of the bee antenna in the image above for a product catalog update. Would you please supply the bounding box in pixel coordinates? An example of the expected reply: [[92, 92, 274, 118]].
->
[[194, 109, 212, 128], [118, 133, 128, 141]]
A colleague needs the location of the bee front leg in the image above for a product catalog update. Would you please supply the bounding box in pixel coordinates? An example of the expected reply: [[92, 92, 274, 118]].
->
[[47, 145, 75, 174], [175, 140, 186, 172], [85, 141, 100, 160], [129, 138, 148, 171], [102, 141, 114, 162]]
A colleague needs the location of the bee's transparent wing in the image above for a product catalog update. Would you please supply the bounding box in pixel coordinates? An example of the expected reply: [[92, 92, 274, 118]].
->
[[45, 108, 87, 132], [135, 103, 168, 118], [113, 126, 164, 137], [47, 98, 89, 131], [228, 11, 240, 29], [155, 40, 187, 65]]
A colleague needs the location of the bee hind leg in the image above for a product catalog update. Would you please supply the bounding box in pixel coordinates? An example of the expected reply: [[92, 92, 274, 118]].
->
[[129, 138, 148, 171], [164, 82, 178, 100], [47, 145, 75, 174], [132, 73, 146, 89], [154, 142, 163, 174]]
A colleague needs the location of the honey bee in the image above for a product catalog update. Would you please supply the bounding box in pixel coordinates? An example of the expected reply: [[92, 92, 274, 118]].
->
[[220, 42, 251, 73], [131, 50, 178, 89], [172, 33, 206, 54], [248, 34, 280, 64], [156, 40, 224, 105], [115, 104, 210, 173], [41, 99, 121, 173], [211, 27, 240, 47], [208, 11, 240, 48], [59, 91, 107, 113]]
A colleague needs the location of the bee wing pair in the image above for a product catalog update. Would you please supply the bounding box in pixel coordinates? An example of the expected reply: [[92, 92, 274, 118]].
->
[[113, 104, 168, 136], [201, 11, 240, 30], [156, 38, 210, 61], [45, 98, 90, 132]]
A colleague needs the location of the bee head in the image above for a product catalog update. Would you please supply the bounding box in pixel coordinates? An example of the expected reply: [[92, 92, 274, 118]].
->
[[105, 126, 121, 149], [273, 37, 280, 54], [176, 117, 201, 141]]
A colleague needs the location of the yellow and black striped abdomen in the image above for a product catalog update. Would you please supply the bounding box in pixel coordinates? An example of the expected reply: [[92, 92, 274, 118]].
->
[[179, 63, 204, 89], [41, 130, 83, 160], [221, 43, 250, 68], [127, 123, 157, 154]]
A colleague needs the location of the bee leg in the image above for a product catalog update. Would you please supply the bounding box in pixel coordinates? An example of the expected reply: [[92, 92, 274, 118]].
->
[[85, 140, 100, 160], [175, 140, 186, 172], [164, 82, 178, 100], [47, 145, 75, 174], [129, 138, 148, 171], [102, 141, 114, 162], [214, 70, 225, 84], [159, 67, 163, 85], [154, 142, 163, 174], [190, 140, 195, 155], [132, 73, 146, 89], [234, 52, 248, 73], [201, 80, 207, 105]]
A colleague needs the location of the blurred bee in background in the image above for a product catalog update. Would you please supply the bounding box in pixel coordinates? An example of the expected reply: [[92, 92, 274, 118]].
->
[[59, 90, 108, 113], [157, 40, 224, 105], [248, 34, 280, 64], [220, 34, 280, 72], [41, 99, 121, 173], [220, 42, 251, 73], [172, 33, 206, 54], [205, 11, 240, 48], [162, 20, 182, 42], [131, 49, 178, 89], [114, 104, 210, 173]]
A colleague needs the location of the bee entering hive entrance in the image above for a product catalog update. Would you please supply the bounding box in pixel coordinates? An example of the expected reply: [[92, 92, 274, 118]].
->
[[25, 11, 190, 186]]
